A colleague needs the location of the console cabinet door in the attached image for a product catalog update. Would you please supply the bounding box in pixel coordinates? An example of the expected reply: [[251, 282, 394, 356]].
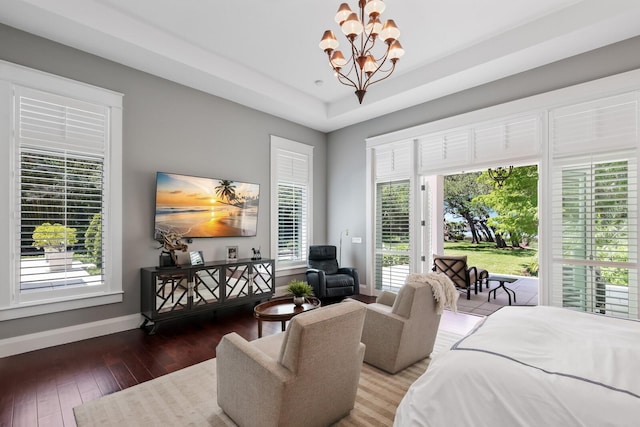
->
[[149, 271, 190, 319], [252, 260, 274, 298], [192, 266, 223, 310], [223, 262, 252, 301]]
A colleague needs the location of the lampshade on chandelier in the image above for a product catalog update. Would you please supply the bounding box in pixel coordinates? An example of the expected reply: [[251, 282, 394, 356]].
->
[[319, 0, 405, 104]]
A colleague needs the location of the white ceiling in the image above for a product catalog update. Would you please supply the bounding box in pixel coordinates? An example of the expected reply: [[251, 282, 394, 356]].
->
[[2, 0, 640, 132]]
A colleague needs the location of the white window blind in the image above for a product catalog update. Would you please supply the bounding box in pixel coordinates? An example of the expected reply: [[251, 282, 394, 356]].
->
[[375, 180, 412, 291], [419, 129, 469, 172], [551, 93, 638, 156], [16, 87, 107, 293], [550, 92, 639, 319], [375, 142, 412, 180], [373, 141, 413, 291], [272, 138, 312, 268], [473, 116, 538, 162]]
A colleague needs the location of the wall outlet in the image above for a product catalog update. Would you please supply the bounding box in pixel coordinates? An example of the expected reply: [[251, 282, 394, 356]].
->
[[351, 237, 362, 244]]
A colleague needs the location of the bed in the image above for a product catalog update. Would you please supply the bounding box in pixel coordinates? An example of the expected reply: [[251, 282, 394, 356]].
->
[[395, 306, 640, 426]]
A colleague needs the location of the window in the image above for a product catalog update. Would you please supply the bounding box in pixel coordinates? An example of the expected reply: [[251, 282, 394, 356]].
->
[[0, 61, 123, 320], [375, 179, 411, 290], [551, 156, 638, 318], [372, 142, 413, 291], [550, 93, 639, 319], [270, 136, 313, 270]]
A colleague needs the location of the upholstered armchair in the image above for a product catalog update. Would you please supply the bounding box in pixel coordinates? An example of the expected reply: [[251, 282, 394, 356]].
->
[[306, 245, 359, 298], [432, 254, 488, 300], [216, 302, 367, 427], [354, 275, 447, 374]]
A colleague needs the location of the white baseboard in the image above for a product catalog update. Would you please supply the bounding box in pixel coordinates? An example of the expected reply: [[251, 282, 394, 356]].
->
[[0, 313, 143, 358]]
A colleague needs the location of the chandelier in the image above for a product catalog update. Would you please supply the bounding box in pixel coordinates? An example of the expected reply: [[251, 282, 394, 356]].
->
[[319, 0, 405, 104], [488, 166, 514, 188]]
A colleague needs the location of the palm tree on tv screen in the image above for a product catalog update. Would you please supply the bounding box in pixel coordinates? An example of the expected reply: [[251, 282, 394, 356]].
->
[[215, 180, 237, 205]]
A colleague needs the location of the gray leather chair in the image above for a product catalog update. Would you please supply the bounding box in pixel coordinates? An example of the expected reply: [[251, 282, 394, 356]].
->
[[306, 245, 359, 298]]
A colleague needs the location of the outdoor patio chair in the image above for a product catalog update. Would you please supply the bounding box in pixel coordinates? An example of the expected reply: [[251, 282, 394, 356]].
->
[[432, 254, 487, 300]]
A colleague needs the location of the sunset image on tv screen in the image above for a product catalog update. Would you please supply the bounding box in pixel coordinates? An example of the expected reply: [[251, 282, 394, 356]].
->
[[154, 172, 259, 238]]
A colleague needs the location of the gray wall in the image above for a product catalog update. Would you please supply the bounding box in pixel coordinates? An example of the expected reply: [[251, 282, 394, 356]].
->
[[0, 24, 327, 340], [327, 36, 640, 277]]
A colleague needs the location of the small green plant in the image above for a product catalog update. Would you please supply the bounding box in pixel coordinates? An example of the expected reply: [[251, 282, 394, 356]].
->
[[32, 222, 78, 251], [522, 259, 539, 277], [286, 280, 314, 297]]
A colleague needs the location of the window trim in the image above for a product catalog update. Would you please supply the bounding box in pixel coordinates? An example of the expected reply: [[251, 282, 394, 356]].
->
[[270, 135, 313, 271], [0, 60, 123, 321]]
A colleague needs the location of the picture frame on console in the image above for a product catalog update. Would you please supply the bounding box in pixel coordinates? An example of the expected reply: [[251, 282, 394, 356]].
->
[[226, 246, 238, 262], [189, 250, 204, 266]]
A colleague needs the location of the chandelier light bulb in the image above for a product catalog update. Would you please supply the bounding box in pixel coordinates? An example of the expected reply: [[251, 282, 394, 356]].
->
[[364, 0, 386, 18], [335, 3, 353, 25], [341, 12, 364, 38], [388, 40, 405, 60], [363, 55, 377, 74], [365, 17, 383, 37], [330, 50, 347, 69], [380, 19, 400, 43], [319, 30, 339, 52]]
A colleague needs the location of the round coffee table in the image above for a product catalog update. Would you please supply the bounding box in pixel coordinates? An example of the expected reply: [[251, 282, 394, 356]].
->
[[254, 296, 321, 337]]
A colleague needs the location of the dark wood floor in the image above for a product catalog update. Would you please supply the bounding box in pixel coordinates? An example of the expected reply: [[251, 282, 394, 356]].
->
[[0, 295, 480, 427]]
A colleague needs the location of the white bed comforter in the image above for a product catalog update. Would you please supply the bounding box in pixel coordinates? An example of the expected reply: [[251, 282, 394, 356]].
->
[[395, 306, 640, 427]]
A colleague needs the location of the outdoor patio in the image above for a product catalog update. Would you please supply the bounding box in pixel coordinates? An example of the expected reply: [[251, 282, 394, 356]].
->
[[455, 275, 539, 316]]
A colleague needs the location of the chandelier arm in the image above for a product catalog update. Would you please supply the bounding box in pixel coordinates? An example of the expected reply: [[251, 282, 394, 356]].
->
[[335, 71, 360, 88], [350, 40, 365, 89], [362, 55, 395, 90]]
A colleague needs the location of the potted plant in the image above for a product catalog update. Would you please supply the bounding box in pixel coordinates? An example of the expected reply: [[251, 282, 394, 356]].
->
[[32, 222, 78, 270], [286, 280, 314, 306]]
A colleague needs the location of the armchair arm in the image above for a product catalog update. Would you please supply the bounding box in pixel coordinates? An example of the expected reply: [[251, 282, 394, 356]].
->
[[217, 333, 293, 427], [306, 268, 327, 298], [338, 267, 360, 295], [467, 265, 478, 286], [376, 290, 397, 307]]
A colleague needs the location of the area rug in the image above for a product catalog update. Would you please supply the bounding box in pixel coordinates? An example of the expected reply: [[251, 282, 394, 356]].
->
[[74, 330, 463, 426]]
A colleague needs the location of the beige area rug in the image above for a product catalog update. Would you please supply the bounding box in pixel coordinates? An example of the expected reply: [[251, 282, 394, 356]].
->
[[74, 330, 463, 426]]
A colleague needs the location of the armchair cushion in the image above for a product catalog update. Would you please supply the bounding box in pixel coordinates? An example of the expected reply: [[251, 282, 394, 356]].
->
[[325, 273, 354, 288]]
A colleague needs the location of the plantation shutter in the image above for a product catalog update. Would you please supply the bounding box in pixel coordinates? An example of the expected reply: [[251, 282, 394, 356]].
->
[[419, 130, 469, 172], [473, 115, 539, 162], [417, 114, 539, 174], [16, 86, 107, 291], [550, 92, 639, 318], [374, 142, 413, 291], [276, 149, 309, 265]]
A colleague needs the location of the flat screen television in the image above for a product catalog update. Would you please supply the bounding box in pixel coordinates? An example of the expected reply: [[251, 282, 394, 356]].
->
[[154, 172, 260, 238]]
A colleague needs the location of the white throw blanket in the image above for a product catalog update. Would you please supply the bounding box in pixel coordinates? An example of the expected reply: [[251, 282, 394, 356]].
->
[[406, 272, 458, 313]]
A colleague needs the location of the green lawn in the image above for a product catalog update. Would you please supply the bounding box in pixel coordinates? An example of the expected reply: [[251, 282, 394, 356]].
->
[[443, 241, 538, 276]]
